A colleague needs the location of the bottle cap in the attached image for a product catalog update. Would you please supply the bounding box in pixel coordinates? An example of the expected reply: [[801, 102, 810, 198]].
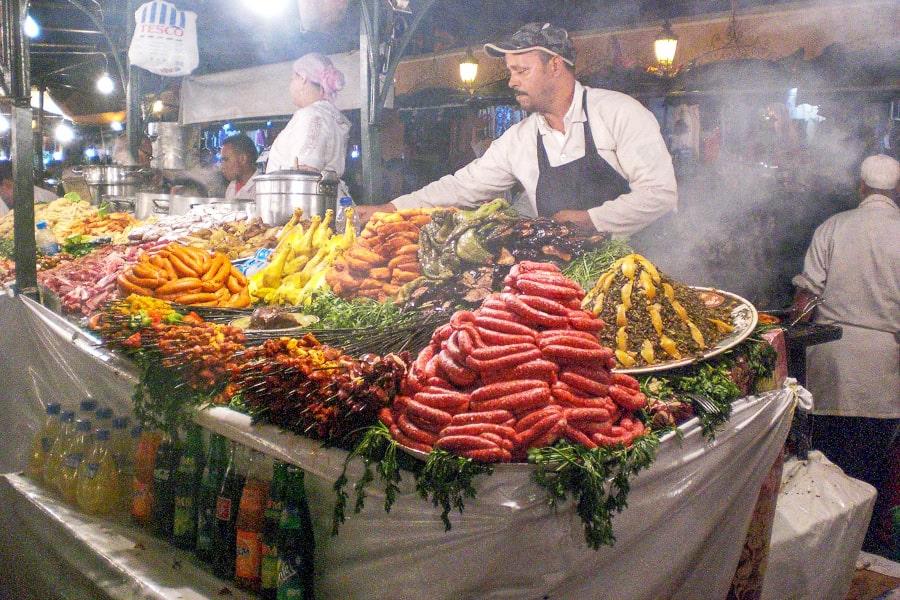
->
[[112, 416, 130, 429], [36, 221, 47, 229], [79, 399, 98, 412], [60, 410, 75, 422], [76, 419, 92, 432], [95, 407, 113, 420], [339, 196, 352, 206], [130, 425, 143, 438], [46, 403, 61, 415], [95, 429, 111, 441]]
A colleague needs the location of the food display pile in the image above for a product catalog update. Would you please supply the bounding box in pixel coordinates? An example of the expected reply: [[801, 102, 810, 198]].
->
[[5, 197, 779, 549]]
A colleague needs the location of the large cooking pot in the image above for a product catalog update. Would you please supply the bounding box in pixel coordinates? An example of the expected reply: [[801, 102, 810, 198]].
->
[[74, 165, 150, 206], [254, 169, 338, 225], [209, 198, 258, 219]]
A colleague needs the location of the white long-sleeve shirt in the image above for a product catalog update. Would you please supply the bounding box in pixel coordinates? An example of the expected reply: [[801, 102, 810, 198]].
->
[[265, 101, 351, 176], [792, 193, 900, 417], [391, 81, 677, 236]]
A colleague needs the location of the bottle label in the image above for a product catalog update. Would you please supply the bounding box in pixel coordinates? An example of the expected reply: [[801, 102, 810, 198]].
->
[[172, 496, 194, 536], [196, 508, 213, 551], [277, 558, 300, 589], [177, 456, 197, 475], [131, 480, 152, 519], [153, 467, 171, 482], [264, 499, 284, 521], [215, 496, 232, 521], [235, 530, 262, 580], [63, 452, 84, 470], [260, 544, 279, 590]]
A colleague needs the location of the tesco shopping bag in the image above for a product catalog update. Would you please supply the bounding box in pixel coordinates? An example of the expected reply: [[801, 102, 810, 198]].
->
[[128, 1, 199, 76]]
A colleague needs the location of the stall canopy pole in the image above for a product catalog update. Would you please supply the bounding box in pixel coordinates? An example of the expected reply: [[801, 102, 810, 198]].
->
[[1, 0, 38, 297], [358, 0, 437, 205], [125, 0, 142, 161]]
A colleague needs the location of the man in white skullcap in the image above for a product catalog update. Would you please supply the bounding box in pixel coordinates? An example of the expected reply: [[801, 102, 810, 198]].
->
[[791, 153, 899, 558]]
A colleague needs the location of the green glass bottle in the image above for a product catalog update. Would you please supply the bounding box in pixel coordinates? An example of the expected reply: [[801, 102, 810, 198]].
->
[[276, 466, 315, 600], [195, 432, 229, 563], [260, 460, 289, 600], [171, 424, 206, 549]]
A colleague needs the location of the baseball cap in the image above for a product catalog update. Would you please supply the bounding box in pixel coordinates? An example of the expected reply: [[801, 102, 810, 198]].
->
[[484, 22, 576, 67], [860, 154, 900, 190]]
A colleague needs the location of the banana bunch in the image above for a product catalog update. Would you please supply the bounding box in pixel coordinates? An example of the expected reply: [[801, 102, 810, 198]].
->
[[249, 207, 357, 305]]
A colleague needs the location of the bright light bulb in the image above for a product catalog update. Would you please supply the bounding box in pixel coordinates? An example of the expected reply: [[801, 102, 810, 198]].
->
[[110, 120, 124, 132], [23, 14, 40, 38], [0, 115, 9, 133], [96, 72, 115, 94], [55, 123, 75, 144], [152, 100, 164, 114], [241, 0, 290, 16]]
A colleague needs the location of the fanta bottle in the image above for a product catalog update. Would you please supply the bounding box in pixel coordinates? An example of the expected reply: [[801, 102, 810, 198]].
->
[[131, 428, 162, 526], [27, 402, 62, 482], [76, 429, 119, 514]]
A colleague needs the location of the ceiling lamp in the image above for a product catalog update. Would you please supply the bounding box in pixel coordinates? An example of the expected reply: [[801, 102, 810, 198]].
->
[[96, 72, 115, 95], [459, 48, 478, 93], [23, 14, 40, 39], [55, 122, 75, 144], [654, 20, 678, 75]]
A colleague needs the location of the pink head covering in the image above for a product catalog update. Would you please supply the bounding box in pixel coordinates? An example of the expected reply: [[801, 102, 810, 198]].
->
[[292, 52, 345, 102]]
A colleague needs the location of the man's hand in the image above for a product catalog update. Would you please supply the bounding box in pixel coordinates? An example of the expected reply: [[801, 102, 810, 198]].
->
[[552, 209, 596, 235], [355, 202, 396, 226]]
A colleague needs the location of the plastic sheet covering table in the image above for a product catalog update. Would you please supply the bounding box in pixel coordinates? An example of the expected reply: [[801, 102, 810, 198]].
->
[[0, 291, 798, 599], [0, 473, 256, 600], [762, 451, 878, 600]]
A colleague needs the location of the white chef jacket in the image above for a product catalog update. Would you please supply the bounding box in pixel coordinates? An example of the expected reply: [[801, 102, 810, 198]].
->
[[792, 193, 900, 418], [391, 81, 677, 236], [265, 101, 351, 176], [224, 175, 258, 202]]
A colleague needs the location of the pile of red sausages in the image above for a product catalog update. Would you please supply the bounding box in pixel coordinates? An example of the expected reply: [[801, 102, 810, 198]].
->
[[380, 261, 648, 463]]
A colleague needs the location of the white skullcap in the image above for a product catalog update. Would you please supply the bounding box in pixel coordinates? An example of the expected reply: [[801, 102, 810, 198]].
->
[[860, 154, 900, 190]]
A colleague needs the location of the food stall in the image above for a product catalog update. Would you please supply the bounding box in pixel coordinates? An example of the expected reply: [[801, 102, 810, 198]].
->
[[0, 190, 836, 599]]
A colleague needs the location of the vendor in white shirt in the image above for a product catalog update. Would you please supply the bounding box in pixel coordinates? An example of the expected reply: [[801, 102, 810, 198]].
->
[[265, 52, 352, 199], [357, 23, 677, 237], [220, 134, 259, 201]]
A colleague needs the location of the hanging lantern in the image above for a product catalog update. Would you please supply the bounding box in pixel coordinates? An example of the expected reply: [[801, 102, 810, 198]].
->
[[459, 48, 478, 92], [654, 21, 678, 74]]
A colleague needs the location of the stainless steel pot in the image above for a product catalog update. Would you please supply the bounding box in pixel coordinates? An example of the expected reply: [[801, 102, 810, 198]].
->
[[254, 169, 338, 225], [74, 165, 151, 206], [105, 196, 136, 214], [136, 192, 169, 220]]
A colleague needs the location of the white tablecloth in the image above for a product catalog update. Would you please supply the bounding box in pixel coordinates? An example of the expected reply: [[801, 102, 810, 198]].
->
[[0, 291, 797, 599]]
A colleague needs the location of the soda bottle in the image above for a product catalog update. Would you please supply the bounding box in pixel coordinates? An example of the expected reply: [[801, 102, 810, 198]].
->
[[131, 428, 162, 526], [27, 402, 62, 482], [261, 460, 289, 600], [196, 432, 229, 563], [171, 424, 206, 549], [58, 419, 93, 503], [110, 418, 133, 510], [150, 432, 181, 539], [334, 197, 359, 235], [76, 429, 118, 514], [212, 442, 247, 579], [35, 220, 60, 255], [235, 451, 272, 592], [276, 466, 315, 600], [43, 409, 75, 491]]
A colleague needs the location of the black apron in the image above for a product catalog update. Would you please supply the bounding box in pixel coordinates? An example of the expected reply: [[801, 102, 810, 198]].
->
[[535, 90, 630, 217]]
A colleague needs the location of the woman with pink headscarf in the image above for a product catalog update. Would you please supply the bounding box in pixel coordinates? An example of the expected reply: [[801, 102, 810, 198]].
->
[[265, 53, 352, 189]]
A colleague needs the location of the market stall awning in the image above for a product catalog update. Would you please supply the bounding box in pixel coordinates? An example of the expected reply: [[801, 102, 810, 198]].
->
[[178, 50, 391, 125]]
